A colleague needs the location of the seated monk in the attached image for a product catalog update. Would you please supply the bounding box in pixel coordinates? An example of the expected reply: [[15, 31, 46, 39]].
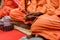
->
[[30, 0, 60, 39], [31, 11, 60, 40]]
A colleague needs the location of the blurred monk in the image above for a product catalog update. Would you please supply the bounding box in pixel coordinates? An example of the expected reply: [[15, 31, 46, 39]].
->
[[9, 0, 46, 24], [31, 0, 60, 40], [9, 7, 44, 24], [31, 14, 60, 40]]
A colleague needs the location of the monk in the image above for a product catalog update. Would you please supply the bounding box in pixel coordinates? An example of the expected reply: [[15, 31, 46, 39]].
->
[[9, 0, 46, 24], [31, 0, 60, 40]]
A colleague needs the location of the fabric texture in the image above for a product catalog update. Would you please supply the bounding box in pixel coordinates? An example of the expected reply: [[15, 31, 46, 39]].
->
[[31, 14, 60, 40]]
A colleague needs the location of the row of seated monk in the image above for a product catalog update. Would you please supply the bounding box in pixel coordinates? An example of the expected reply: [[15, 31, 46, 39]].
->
[[0, 0, 60, 40], [1, 8, 60, 40]]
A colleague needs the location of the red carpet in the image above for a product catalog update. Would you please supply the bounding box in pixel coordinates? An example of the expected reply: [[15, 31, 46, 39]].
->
[[0, 29, 26, 40]]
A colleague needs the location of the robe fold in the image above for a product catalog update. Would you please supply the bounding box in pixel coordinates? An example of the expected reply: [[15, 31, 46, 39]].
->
[[9, 8, 29, 24], [31, 14, 60, 40], [31, 0, 60, 40]]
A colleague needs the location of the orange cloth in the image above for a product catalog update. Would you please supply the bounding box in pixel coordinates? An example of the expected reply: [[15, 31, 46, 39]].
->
[[27, 0, 46, 13], [45, 0, 59, 15], [36, 0, 46, 13], [31, 0, 60, 40], [4, 0, 18, 8], [27, 0, 59, 13], [9, 0, 60, 25], [9, 0, 32, 24], [9, 8, 29, 24], [31, 14, 60, 40], [27, 0, 36, 12]]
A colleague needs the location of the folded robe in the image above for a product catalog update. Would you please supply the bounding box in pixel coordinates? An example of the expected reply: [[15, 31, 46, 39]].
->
[[31, 0, 60, 40], [31, 14, 60, 40], [9, 8, 30, 24]]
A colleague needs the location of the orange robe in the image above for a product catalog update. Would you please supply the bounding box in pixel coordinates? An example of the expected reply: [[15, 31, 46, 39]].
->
[[31, 0, 60, 40], [27, 0, 36, 12], [31, 14, 60, 40], [9, 0, 33, 24], [36, 0, 46, 13], [9, 8, 29, 24], [27, 0, 46, 13], [4, 0, 18, 8], [46, 0, 59, 15], [9, 0, 60, 25]]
